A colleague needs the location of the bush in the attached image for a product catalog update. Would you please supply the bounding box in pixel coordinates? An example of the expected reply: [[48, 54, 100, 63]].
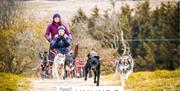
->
[[0, 0, 48, 74], [0, 73, 31, 91]]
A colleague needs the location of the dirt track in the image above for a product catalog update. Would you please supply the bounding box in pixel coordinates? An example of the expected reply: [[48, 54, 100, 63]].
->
[[29, 78, 122, 91]]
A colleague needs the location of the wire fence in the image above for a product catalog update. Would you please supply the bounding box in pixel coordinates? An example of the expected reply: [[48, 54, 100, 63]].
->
[[118, 39, 180, 42]]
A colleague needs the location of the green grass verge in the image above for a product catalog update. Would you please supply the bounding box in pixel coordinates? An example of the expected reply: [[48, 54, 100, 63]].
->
[[0, 73, 31, 91], [101, 69, 180, 91]]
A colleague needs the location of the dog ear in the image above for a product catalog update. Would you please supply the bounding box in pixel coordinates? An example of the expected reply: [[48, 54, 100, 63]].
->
[[87, 53, 90, 58], [95, 56, 99, 60], [44, 51, 47, 54]]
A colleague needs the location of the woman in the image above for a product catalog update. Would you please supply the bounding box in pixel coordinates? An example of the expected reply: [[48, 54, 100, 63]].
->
[[45, 13, 72, 42]]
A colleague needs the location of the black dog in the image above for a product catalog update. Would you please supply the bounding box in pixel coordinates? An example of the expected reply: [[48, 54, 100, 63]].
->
[[38, 51, 49, 78], [84, 55, 100, 86], [64, 51, 76, 78]]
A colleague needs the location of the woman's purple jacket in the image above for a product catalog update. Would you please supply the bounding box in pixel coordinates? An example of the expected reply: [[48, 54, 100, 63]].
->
[[45, 23, 72, 42]]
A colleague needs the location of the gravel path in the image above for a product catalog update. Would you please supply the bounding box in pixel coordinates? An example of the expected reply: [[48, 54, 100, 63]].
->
[[29, 78, 122, 91]]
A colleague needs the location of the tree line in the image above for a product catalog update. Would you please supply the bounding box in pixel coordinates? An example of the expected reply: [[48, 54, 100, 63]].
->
[[70, 0, 179, 71]]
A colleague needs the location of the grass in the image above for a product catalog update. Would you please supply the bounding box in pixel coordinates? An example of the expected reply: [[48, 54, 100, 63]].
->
[[1, 69, 179, 91], [101, 68, 180, 91], [0, 73, 31, 91]]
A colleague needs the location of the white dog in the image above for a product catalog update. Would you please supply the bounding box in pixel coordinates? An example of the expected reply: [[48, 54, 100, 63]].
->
[[112, 54, 134, 86], [52, 53, 66, 80]]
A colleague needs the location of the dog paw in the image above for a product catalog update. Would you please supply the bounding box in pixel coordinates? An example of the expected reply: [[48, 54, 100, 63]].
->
[[94, 81, 97, 83], [85, 78, 87, 81], [63, 76, 66, 80], [125, 77, 128, 80]]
